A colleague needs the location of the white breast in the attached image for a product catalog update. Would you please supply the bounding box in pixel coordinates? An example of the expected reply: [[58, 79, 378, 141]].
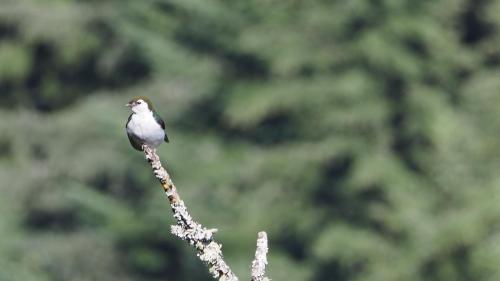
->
[[126, 112, 165, 147]]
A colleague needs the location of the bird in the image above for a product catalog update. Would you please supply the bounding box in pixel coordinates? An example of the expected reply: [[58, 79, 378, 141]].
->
[[125, 96, 169, 151]]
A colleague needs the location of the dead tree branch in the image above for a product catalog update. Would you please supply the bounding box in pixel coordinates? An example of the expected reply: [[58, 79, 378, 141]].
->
[[142, 145, 270, 281], [251, 232, 270, 281]]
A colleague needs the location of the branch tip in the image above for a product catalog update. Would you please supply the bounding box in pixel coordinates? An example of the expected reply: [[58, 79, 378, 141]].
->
[[251, 231, 269, 281]]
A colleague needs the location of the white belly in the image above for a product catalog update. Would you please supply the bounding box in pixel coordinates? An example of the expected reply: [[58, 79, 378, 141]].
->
[[126, 112, 165, 147]]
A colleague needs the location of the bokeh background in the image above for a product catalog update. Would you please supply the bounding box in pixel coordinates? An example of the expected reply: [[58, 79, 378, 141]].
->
[[1, 0, 500, 280]]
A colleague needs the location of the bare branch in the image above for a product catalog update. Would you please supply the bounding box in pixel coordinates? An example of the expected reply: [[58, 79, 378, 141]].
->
[[251, 232, 270, 281], [142, 145, 239, 281]]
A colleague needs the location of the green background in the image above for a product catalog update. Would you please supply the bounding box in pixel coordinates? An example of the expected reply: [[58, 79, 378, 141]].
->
[[1, 0, 500, 280]]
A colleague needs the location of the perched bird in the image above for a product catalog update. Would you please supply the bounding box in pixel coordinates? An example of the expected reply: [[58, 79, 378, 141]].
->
[[125, 96, 169, 151]]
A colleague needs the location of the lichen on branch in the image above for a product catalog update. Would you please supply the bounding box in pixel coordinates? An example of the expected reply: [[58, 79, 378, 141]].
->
[[251, 232, 270, 281], [141, 145, 270, 281]]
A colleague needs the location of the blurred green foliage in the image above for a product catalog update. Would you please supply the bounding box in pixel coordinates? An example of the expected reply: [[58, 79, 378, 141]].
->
[[1, 0, 500, 280]]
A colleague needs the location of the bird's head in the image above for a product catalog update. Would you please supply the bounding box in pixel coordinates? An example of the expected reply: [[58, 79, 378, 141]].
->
[[126, 96, 154, 114]]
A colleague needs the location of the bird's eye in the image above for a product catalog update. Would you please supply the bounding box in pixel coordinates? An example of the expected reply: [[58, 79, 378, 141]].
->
[[137, 101, 142, 104]]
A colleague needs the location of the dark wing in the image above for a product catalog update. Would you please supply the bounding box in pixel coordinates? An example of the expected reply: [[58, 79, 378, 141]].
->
[[127, 133, 144, 151], [126, 114, 144, 151], [154, 113, 169, 143], [126, 114, 132, 128]]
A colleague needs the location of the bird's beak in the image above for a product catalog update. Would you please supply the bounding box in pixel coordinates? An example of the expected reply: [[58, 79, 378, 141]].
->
[[125, 103, 132, 108]]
